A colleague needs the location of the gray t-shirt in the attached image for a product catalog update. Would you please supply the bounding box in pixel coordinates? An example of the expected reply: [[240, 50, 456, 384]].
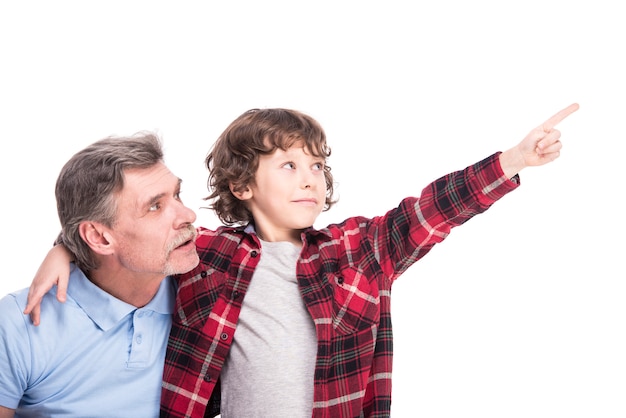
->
[[221, 239, 317, 418]]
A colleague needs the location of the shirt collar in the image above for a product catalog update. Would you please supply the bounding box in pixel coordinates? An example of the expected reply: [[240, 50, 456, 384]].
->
[[66, 264, 175, 331], [242, 222, 333, 239]]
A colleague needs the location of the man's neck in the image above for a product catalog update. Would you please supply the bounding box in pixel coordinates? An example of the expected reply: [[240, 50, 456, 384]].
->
[[87, 269, 164, 308]]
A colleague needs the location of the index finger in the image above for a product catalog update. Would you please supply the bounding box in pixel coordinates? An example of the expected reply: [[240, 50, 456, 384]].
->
[[542, 103, 580, 132]]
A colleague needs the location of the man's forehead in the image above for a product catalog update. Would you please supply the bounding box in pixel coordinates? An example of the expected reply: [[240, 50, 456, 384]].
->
[[124, 162, 170, 179], [118, 164, 179, 206]]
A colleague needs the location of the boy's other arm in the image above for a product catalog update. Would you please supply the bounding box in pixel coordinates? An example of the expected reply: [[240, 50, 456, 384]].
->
[[23, 244, 72, 326], [0, 405, 16, 418], [499, 103, 579, 178]]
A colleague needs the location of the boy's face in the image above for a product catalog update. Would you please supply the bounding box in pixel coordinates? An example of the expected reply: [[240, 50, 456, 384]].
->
[[105, 162, 199, 277], [240, 143, 327, 243]]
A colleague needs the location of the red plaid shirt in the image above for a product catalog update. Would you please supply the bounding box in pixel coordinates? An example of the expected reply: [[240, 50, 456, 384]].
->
[[161, 153, 519, 417]]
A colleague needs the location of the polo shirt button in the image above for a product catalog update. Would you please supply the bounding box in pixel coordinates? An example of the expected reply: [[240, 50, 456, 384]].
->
[[251, 250, 258, 257], [200, 271, 208, 278], [220, 332, 229, 341]]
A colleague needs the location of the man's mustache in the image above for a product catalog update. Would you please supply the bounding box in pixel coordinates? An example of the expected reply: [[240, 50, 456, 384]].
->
[[167, 225, 197, 253]]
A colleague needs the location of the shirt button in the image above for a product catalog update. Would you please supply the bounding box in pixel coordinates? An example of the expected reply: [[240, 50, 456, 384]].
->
[[220, 332, 229, 341], [204, 374, 212, 382], [337, 277, 344, 285], [232, 291, 240, 300], [201, 271, 208, 278], [136, 335, 143, 344], [251, 250, 258, 257]]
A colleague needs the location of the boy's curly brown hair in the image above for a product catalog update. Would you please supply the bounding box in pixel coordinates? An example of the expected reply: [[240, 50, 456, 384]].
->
[[205, 108, 337, 225]]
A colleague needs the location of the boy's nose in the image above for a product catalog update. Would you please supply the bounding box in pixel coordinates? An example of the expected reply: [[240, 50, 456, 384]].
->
[[300, 171, 315, 189]]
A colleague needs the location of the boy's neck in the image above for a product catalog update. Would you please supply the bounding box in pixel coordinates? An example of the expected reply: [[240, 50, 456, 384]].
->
[[254, 226, 303, 247]]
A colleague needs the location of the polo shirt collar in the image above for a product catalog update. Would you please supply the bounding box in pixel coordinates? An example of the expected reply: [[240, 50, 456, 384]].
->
[[66, 264, 174, 331]]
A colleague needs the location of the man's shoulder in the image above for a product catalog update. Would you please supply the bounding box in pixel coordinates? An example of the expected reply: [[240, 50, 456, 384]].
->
[[0, 287, 53, 334], [0, 286, 78, 331], [0, 287, 29, 316]]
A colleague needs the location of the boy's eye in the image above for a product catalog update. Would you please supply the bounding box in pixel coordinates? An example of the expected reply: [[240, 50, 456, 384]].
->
[[313, 162, 324, 171], [283, 162, 295, 169]]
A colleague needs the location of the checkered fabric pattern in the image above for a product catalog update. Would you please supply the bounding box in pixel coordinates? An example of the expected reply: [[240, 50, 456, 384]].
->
[[161, 152, 519, 417]]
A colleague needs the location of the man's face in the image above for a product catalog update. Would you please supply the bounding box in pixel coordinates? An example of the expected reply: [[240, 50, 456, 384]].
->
[[108, 162, 199, 278]]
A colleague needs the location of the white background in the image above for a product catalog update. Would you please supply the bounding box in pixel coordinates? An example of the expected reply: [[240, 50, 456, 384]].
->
[[1, 1, 624, 417]]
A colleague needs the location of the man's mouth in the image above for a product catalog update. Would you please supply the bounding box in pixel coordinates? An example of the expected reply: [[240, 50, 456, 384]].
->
[[175, 239, 194, 250], [170, 229, 198, 252]]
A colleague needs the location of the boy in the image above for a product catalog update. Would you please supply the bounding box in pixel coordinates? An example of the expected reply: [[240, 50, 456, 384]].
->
[[26, 104, 579, 417]]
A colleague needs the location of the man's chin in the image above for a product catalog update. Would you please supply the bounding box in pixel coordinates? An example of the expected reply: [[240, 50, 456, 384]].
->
[[165, 252, 200, 276]]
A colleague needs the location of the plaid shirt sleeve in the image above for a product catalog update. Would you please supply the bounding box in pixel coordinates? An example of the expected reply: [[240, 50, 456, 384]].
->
[[373, 151, 519, 280], [301, 152, 520, 417]]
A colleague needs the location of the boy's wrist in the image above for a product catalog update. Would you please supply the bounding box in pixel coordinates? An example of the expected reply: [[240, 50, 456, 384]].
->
[[499, 147, 525, 179]]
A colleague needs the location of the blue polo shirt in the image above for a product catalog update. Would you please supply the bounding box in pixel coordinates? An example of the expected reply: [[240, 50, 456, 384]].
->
[[0, 264, 174, 417]]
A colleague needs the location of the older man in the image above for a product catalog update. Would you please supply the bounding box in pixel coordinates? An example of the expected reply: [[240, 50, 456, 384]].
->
[[0, 132, 199, 417]]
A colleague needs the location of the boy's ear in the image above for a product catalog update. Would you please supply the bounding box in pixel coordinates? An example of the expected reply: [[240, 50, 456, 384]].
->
[[78, 221, 115, 255], [229, 182, 252, 201]]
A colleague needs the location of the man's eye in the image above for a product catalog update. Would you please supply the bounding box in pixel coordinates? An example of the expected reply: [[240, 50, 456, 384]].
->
[[149, 203, 161, 212]]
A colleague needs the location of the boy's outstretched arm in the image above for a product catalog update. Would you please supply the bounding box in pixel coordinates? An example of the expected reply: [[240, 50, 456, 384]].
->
[[23, 244, 72, 325], [21, 104, 579, 326], [499, 103, 579, 178]]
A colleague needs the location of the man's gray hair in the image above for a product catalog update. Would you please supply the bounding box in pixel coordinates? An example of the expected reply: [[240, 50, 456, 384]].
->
[[55, 131, 164, 272]]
